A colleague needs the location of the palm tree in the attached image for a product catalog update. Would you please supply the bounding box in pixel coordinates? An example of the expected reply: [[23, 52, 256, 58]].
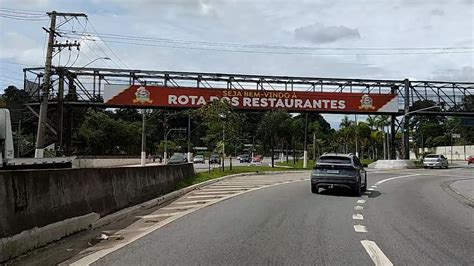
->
[[367, 115, 377, 130], [375, 115, 390, 159]]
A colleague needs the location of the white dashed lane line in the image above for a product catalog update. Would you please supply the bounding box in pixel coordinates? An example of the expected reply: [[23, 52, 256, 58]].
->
[[354, 205, 364, 211], [352, 214, 364, 220], [357, 199, 366, 204], [361, 240, 393, 266], [354, 224, 368, 233]]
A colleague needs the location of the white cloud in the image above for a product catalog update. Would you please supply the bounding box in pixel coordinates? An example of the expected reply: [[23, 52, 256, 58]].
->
[[294, 23, 360, 44]]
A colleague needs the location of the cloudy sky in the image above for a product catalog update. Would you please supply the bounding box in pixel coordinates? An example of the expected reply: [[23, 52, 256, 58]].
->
[[0, 0, 473, 128]]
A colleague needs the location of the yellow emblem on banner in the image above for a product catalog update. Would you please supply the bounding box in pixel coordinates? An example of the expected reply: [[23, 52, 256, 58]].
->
[[133, 86, 153, 104]]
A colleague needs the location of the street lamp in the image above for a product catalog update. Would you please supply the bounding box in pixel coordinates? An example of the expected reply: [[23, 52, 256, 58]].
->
[[219, 113, 227, 171], [401, 103, 445, 159], [79, 57, 111, 69], [164, 128, 186, 164]]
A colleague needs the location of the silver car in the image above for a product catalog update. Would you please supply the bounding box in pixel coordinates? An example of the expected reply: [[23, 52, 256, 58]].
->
[[423, 154, 448, 169]]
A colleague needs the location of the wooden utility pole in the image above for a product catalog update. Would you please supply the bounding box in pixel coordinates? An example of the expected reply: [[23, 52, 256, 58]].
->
[[35, 11, 86, 158]]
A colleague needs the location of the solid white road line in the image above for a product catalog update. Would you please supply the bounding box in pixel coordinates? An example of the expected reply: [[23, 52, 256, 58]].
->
[[360, 240, 393, 266], [354, 224, 368, 233], [186, 195, 225, 199], [357, 199, 366, 204], [200, 188, 249, 191], [193, 191, 238, 195], [160, 204, 203, 211], [354, 205, 364, 211], [136, 213, 183, 219], [374, 174, 420, 186], [173, 200, 214, 205], [352, 214, 364, 220]]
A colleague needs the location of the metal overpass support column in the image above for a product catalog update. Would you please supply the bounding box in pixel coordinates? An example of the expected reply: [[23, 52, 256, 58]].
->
[[390, 115, 396, 159], [402, 79, 410, 159]]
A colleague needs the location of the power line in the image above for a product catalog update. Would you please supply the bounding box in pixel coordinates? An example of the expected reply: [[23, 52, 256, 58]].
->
[[86, 18, 129, 68], [58, 33, 474, 56], [0, 7, 46, 15], [74, 18, 120, 68], [0, 14, 49, 21], [59, 30, 474, 52]]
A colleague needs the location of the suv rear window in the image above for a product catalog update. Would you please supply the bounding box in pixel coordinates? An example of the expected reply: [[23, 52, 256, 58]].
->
[[425, 155, 439, 158], [317, 156, 351, 164]]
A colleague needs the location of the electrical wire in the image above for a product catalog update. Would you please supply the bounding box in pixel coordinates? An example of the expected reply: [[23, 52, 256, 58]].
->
[[59, 30, 474, 52], [0, 14, 49, 21], [86, 18, 129, 68], [58, 32, 474, 56]]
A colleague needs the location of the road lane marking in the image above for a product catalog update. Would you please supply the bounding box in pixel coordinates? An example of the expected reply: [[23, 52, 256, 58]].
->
[[70, 178, 310, 265], [186, 195, 225, 199], [370, 185, 377, 188], [173, 200, 214, 205], [352, 214, 364, 220], [136, 213, 183, 219], [354, 224, 368, 233], [200, 188, 249, 191], [367, 188, 375, 191], [354, 206, 364, 211], [361, 240, 393, 266], [357, 199, 366, 204], [374, 174, 420, 186], [160, 204, 203, 211], [193, 191, 238, 195]]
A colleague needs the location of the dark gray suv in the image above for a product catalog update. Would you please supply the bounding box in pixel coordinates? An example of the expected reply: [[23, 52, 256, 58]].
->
[[311, 153, 367, 196]]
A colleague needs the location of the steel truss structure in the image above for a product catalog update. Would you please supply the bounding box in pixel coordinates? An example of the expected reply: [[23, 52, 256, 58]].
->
[[22, 66, 474, 158]]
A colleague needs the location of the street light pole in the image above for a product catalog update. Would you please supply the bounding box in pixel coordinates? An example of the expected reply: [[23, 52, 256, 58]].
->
[[400, 103, 444, 160], [303, 113, 308, 168], [140, 109, 146, 166], [164, 128, 186, 164]]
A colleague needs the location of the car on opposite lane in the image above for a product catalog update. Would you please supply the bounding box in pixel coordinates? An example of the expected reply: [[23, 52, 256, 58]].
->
[[466, 155, 473, 165], [167, 154, 188, 165], [209, 154, 221, 164], [239, 154, 251, 163], [193, 155, 205, 164], [423, 154, 448, 169], [311, 153, 367, 196]]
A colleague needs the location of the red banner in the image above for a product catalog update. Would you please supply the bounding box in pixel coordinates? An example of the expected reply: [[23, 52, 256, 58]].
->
[[104, 85, 398, 113]]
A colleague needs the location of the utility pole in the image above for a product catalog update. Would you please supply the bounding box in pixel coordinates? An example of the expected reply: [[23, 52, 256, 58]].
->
[[303, 113, 308, 168], [187, 113, 192, 162], [35, 11, 86, 158], [141, 109, 146, 166]]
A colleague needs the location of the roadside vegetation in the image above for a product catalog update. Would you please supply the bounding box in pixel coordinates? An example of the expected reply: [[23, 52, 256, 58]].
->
[[2, 85, 473, 161], [176, 165, 303, 189]]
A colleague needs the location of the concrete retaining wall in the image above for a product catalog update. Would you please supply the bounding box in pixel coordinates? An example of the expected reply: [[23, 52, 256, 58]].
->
[[410, 145, 474, 160], [72, 156, 141, 168], [0, 163, 193, 261]]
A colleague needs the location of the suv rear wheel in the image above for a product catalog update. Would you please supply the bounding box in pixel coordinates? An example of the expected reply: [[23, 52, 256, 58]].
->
[[361, 174, 367, 192], [353, 181, 362, 197], [311, 185, 319, 194]]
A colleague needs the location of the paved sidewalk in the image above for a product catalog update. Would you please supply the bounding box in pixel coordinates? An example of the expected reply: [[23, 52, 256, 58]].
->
[[450, 178, 474, 202]]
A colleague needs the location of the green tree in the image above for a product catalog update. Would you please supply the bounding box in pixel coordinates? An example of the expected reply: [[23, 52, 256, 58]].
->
[[257, 110, 292, 167], [198, 100, 243, 156]]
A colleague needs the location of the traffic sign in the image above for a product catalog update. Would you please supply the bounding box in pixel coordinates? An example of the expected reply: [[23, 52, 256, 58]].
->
[[452, 133, 461, 139]]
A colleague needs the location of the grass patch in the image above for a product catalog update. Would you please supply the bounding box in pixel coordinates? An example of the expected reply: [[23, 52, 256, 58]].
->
[[276, 160, 315, 169], [176, 165, 303, 189], [361, 159, 375, 167]]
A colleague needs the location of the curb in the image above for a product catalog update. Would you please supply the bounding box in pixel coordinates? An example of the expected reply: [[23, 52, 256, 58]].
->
[[446, 179, 474, 208], [92, 170, 309, 229]]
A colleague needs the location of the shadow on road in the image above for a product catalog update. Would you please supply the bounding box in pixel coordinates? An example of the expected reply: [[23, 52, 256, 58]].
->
[[315, 187, 383, 199]]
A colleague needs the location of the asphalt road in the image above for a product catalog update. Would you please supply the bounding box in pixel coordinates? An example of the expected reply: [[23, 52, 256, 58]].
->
[[88, 166, 473, 265]]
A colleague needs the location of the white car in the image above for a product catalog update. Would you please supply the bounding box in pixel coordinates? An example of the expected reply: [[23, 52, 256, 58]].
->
[[423, 154, 448, 169], [193, 155, 205, 164]]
